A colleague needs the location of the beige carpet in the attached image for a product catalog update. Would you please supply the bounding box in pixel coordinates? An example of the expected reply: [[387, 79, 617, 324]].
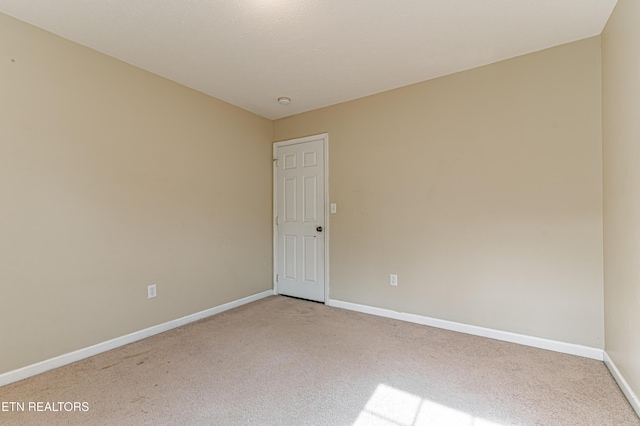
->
[[0, 295, 637, 425]]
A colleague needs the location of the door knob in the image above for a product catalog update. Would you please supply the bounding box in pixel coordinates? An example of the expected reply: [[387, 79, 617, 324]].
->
[[316, 226, 323, 232]]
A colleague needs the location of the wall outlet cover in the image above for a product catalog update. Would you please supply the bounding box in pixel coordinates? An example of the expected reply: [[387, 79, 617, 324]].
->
[[148, 284, 157, 299]]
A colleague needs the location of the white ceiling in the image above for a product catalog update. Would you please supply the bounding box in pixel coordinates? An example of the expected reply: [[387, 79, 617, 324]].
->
[[0, 0, 617, 120]]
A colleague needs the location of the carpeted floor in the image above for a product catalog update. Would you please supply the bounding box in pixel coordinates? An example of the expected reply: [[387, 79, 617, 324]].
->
[[0, 295, 638, 425]]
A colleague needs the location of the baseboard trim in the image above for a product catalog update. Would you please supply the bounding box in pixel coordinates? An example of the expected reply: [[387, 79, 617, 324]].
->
[[327, 299, 603, 361], [604, 351, 640, 417], [0, 289, 275, 388]]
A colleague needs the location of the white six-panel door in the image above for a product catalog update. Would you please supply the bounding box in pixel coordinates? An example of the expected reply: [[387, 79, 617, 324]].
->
[[275, 135, 326, 302]]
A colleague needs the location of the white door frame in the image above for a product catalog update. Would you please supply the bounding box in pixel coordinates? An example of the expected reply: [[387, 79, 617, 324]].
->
[[273, 133, 329, 303]]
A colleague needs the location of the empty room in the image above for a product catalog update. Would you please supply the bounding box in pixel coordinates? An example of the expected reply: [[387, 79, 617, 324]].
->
[[1, 0, 639, 424]]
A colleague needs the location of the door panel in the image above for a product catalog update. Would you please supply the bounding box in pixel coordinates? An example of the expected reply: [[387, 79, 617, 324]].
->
[[303, 235, 317, 283], [284, 235, 297, 280], [284, 177, 297, 221], [276, 137, 325, 302], [303, 176, 317, 222]]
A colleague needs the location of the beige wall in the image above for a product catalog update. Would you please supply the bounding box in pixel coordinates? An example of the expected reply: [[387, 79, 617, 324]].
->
[[274, 37, 604, 348], [602, 0, 640, 399], [0, 14, 273, 374]]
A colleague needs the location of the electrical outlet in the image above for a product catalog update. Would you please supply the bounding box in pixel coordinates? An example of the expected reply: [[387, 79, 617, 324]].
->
[[390, 274, 398, 286], [148, 284, 157, 299]]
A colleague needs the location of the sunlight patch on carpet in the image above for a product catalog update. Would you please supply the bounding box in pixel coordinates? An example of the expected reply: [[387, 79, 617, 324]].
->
[[353, 384, 503, 426]]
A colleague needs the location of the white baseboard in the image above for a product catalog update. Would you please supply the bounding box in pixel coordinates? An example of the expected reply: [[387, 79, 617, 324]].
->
[[604, 351, 640, 417], [327, 299, 604, 361], [0, 289, 275, 388]]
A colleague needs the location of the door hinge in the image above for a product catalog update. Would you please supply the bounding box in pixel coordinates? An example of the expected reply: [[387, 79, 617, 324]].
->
[[273, 158, 279, 168], [276, 274, 279, 282], [276, 216, 279, 226]]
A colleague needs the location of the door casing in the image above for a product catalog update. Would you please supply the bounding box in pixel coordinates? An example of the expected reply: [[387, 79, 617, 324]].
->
[[273, 133, 329, 303]]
